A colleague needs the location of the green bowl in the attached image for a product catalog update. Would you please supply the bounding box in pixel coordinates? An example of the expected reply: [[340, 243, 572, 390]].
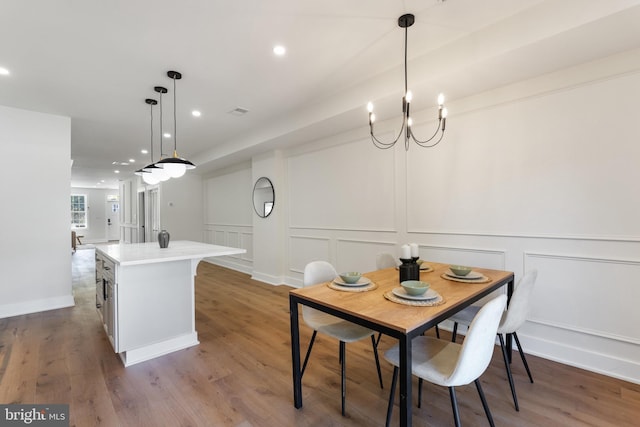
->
[[450, 265, 472, 276], [401, 280, 430, 296], [339, 272, 362, 284]]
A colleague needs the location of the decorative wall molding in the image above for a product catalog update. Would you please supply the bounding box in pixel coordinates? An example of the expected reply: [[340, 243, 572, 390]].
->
[[419, 244, 507, 270], [524, 250, 640, 345], [289, 235, 331, 274], [407, 229, 640, 243], [288, 225, 398, 233]]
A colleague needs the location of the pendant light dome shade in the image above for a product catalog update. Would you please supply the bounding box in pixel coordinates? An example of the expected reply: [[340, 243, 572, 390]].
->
[[156, 70, 196, 176]]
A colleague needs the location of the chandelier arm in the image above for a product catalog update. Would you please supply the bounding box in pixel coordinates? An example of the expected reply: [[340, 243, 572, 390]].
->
[[409, 119, 442, 144], [413, 129, 445, 148], [369, 116, 407, 149]]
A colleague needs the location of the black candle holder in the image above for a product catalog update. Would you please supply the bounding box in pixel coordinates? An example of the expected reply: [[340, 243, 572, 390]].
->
[[399, 257, 420, 283]]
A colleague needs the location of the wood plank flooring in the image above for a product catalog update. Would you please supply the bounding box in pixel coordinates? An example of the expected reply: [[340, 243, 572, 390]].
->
[[0, 248, 639, 426]]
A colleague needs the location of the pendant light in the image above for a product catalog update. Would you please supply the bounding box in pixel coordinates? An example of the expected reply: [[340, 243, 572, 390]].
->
[[156, 70, 196, 177], [143, 86, 170, 182], [136, 99, 160, 185]]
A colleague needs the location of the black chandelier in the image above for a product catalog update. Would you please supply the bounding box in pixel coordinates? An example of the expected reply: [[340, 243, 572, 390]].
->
[[367, 13, 448, 151]]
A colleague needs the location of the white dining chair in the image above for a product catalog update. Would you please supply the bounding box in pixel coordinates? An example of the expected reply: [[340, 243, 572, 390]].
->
[[449, 269, 538, 411], [384, 294, 507, 427], [376, 252, 398, 269], [301, 261, 383, 416]]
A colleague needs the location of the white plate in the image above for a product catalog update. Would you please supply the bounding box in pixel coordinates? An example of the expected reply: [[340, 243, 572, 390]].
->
[[392, 287, 438, 301], [446, 270, 484, 280], [419, 264, 431, 270], [333, 276, 372, 287]]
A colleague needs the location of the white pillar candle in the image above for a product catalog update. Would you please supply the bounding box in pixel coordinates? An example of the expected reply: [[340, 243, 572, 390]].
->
[[401, 244, 411, 259], [410, 243, 419, 258]]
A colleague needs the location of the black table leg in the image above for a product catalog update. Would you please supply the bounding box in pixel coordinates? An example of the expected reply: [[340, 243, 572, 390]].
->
[[399, 335, 412, 426], [505, 278, 515, 363], [290, 296, 303, 408]]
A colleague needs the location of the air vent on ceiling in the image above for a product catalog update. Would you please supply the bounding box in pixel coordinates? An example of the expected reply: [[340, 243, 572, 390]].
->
[[228, 107, 249, 116]]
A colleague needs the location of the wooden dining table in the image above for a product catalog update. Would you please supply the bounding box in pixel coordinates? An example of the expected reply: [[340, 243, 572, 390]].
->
[[289, 261, 515, 427]]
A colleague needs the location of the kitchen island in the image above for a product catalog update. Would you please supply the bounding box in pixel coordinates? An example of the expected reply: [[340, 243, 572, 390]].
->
[[94, 240, 245, 366]]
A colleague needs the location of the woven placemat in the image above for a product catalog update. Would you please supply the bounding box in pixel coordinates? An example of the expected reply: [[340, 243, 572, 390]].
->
[[383, 290, 446, 306], [441, 273, 491, 284], [328, 281, 378, 292]]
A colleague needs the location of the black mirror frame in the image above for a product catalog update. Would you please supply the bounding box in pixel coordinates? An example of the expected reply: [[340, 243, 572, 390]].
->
[[252, 177, 275, 218]]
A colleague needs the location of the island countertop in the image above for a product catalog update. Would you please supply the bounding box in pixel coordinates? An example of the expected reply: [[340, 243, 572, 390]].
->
[[94, 240, 245, 266]]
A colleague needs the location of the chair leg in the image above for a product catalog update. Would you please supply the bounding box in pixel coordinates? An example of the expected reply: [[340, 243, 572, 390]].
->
[[371, 335, 384, 389], [418, 378, 423, 408], [475, 379, 496, 427], [376, 332, 382, 347], [435, 325, 441, 339], [452, 322, 458, 342], [385, 367, 399, 427], [498, 333, 519, 411], [301, 330, 317, 378], [340, 341, 346, 416], [513, 332, 534, 383], [448, 387, 462, 427]]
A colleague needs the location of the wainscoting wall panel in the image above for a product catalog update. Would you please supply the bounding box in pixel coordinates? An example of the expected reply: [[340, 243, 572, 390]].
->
[[288, 137, 396, 232], [289, 235, 331, 276], [335, 238, 398, 274], [525, 252, 640, 344]]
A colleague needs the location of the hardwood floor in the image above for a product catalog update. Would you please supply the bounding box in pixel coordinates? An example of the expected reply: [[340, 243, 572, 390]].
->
[[1, 248, 639, 426]]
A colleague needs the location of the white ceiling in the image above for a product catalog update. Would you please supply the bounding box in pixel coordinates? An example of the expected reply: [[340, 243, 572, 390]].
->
[[2, 0, 640, 188]]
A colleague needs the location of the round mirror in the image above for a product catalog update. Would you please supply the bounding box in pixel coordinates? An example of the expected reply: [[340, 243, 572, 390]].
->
[[253, 177, 275, 218]]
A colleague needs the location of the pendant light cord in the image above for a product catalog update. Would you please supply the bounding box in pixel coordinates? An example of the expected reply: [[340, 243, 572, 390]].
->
[[172, 75, 177, 153], [159, 91, 164, 158], [150, 102, 154, 162], [404, 25, 408, 96]]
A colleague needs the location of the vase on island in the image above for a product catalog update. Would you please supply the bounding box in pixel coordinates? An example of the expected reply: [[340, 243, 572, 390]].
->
[[158, 230, 170, 248]]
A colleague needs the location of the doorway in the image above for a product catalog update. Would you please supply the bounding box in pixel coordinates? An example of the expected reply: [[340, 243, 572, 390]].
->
[[106, 195, 120, 241], [137, 191, 146, 242]]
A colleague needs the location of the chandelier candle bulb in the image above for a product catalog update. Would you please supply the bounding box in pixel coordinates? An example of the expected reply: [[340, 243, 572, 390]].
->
[[438, 93, 445, 106]]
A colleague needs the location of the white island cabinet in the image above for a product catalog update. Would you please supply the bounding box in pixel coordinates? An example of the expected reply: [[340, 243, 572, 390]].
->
[[94, 240, 245, 366]]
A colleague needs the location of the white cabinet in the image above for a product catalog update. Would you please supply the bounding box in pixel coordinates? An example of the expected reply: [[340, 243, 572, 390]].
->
[[95, 253, 118, 352]]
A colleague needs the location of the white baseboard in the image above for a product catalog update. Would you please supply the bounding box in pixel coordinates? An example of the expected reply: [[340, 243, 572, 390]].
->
[[0, 294, 75, 319], [250, 272, 284, 286], [439, 320, 640, 385], [120, 332, 199, 367]]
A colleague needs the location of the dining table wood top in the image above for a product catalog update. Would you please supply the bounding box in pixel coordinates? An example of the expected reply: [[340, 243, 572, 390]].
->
[[289, 262, 514, 336]]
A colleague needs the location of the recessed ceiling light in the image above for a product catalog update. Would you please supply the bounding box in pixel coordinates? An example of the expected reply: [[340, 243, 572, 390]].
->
[[273, 45, 286, 56], [163, 132, 171, 138], [114, 170, 120, 174], [192, 110, 201, 117], [129, 159, 135, 163], [141, 149, 148, 154], [0, 67, 9, 76]]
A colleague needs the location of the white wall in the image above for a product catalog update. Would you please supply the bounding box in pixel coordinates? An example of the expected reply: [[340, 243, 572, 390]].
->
[[70, 187, 119, 243], [202, 48, 640, 384], [202, 162, 253, 273], [0, 105, 74, 318], [159, 173, 204, 242]]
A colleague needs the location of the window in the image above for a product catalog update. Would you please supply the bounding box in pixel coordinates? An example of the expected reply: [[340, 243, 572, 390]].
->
[[71, 194, 87, 228]]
